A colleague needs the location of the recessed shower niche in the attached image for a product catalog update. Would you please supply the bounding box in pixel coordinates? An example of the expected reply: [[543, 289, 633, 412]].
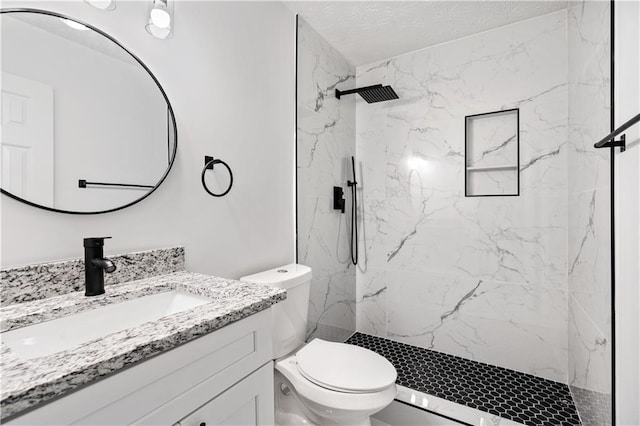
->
[[465, 108, 519, 197]]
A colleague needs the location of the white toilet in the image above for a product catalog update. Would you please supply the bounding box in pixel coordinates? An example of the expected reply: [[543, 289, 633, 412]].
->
[[241, 264, 397, 426]]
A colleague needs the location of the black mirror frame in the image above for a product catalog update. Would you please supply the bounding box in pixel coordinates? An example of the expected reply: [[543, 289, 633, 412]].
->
[[0, 8, 178, 215]]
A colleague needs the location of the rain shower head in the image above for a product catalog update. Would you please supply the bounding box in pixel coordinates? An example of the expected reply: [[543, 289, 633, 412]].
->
[[335, 84, 399, 103], [358, 85, 399, 103]]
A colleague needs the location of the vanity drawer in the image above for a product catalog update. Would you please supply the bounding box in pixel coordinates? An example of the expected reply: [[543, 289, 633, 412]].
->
[[8, 308, 273, 425], [137, 361, 274, 426]]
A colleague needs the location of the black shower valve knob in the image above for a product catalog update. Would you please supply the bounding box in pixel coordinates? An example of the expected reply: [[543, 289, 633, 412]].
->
[[333, 186, 345, 213]]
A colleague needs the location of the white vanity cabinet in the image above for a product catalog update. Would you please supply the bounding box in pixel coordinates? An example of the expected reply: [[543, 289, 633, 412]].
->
[[164, 362, 273, 426], [8, 309, 275, 426]]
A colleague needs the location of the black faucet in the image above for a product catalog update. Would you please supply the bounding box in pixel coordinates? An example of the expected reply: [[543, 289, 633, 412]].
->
[[84, 237, 117, 296]]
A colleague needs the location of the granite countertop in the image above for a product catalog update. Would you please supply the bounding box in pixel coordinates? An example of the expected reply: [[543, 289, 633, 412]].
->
[[0, 271, 286, 420]]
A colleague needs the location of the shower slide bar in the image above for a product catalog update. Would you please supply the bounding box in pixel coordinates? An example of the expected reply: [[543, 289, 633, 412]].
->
[[594, 112, 640, 152], [78, 180, 154, 190]]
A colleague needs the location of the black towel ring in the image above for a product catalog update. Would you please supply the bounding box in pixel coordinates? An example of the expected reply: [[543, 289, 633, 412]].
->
[[201, 156, 233, 197]]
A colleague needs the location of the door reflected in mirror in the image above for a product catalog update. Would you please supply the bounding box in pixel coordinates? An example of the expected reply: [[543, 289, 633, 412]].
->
[[0, 9, 176, 214]]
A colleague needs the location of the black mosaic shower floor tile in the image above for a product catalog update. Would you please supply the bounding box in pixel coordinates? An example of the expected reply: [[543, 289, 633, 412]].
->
[[346, 332, 581, 426]]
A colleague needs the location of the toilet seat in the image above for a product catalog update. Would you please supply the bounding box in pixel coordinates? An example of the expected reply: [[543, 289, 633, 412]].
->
[[296, 339, 397, 393], [275, 354, 397, 415]]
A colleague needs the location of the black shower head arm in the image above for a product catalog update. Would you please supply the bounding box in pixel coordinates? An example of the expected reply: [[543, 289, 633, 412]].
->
[[335, 84, 382, 99]]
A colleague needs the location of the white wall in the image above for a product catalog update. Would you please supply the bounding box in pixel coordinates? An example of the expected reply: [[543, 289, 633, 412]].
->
[[614, 1, 640, 424], [0, 1, 296, 280]]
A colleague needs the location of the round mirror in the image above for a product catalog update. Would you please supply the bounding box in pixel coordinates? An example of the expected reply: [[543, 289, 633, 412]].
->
[[0, 9, 177, 214]]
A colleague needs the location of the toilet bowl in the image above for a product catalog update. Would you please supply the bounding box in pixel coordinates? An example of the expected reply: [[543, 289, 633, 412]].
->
[[241, 264, 397, 426], [275, 339, 397, 425]]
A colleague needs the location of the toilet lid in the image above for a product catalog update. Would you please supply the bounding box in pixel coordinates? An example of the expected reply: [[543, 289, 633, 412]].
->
[[296, 339, 397, 393]]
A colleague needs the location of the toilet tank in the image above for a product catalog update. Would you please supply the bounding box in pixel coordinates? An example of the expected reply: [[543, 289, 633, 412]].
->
[[240, 264, 312, 359]]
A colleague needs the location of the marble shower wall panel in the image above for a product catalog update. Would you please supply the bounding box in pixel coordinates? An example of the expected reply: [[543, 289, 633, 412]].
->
[[567, 1, 612, 424], [567, 1, 612, 339], [356, 11, 569, 382], [297, 17, 356, 342], [361, 268, 569, 381]]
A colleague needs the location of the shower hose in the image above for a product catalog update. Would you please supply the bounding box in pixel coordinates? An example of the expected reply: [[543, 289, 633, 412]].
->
[[349, 156, 358, 265]]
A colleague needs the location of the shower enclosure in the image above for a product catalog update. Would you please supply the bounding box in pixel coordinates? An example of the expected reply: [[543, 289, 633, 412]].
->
[[294, 1, 629, 423]]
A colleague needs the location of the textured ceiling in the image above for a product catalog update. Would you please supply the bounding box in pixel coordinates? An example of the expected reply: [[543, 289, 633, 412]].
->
[[284, 1, 567, 66]]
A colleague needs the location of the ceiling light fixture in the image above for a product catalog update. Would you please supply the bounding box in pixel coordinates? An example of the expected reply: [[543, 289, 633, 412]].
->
[[146, 0, 173, 40], [83, 0, 116, 11]]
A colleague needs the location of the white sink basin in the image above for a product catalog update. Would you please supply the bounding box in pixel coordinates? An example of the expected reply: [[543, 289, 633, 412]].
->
[[2, 290, 211, 360]]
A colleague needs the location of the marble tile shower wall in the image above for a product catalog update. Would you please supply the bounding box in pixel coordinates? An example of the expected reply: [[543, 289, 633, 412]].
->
[[355, 11, 570, 382], [297, 18, 357, 342], [567, 1, 612, 424]]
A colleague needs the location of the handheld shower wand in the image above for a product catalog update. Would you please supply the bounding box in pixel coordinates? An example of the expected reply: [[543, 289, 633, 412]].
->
[[347, 156, 358, 265]]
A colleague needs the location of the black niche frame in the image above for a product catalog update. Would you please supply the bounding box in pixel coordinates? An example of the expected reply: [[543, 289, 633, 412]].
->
[[464, 108, 520, 197], [0, 8, 178, 215]]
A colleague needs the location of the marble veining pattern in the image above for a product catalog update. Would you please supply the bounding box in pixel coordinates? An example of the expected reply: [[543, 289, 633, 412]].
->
[[566, 1, 612, 424], [1, 247, 185, 306], [297, 17, 356, 342], [0, 271, 285, 420], [355, 11, 569, 382]]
